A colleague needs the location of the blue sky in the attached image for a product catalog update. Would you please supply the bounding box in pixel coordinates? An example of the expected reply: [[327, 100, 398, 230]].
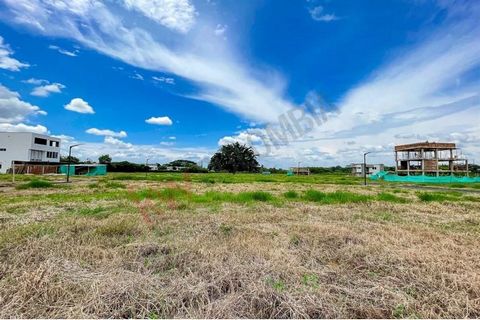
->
[[0, 0, 479, 167]]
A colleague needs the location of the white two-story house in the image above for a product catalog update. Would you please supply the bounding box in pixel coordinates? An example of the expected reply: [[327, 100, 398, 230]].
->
[[0, 132, 61, 173]]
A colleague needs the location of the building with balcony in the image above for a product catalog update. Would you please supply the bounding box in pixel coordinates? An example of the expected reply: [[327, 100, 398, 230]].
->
[[350, 163, 385, 177], [394, 141, 468, 176], [0, 132, 61, 173]]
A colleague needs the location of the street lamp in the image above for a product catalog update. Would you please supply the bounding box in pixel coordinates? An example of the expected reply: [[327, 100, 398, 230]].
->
[[363, 152, 371, 186], [145, 158, 150, 178], [66, 144, 82, 183]]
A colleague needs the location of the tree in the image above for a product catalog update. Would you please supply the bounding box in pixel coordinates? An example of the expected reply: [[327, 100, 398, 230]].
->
[[208, 142, 260, 173], [98, 154, 112, 164], [60, 155, 80, 164]]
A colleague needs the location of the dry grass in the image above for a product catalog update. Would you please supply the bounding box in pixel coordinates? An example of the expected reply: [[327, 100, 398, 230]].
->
[[0, 176, 480, 318]]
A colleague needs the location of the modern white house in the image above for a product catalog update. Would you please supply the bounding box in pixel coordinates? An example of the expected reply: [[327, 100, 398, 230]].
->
[[0, 132, 61, 173], [350, 163, 384, 177]]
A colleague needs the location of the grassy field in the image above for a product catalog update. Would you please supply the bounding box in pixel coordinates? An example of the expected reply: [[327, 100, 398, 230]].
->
[[1, 173, 480, 318]]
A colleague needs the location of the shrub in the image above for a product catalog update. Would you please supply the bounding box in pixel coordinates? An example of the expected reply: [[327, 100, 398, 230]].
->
[[283, 190, 299, 199], [377, 192, 407, 203], [237, 191, 273, 202]]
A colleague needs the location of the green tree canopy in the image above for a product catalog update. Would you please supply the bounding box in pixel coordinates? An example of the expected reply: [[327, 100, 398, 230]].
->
[[98, 154, 112, 164], [208, 142, 260, 173], [60, 155, 80, 164]]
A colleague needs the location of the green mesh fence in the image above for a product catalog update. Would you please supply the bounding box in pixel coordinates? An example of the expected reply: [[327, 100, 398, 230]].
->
[[370, 171, 480, 184]]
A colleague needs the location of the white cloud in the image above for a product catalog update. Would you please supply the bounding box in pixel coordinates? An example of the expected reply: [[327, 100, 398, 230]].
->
[[0, 84, 46, 123], [152, 76, 175, 84], [146, 116, 173, 125], [168, 136, 176, 140], [0, 35, 29, 71], [64, 98, 95, 114], [104, 136, 133, 148], [131, 72, 144, 80], [308, 6, 338, 22], [214, 24, 227, 36], [31, 83, 65, 97], [23, 78, 48, 85], [86, 128, 127, 138], [121, 0, 197, 33], [48, 44, 78, 56], [51, 134, 74, 142], [0, 122, 48, 134], [218, 131, 263, 146]]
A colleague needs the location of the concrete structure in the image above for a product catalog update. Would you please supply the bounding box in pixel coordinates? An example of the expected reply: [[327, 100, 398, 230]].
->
[[0, 132, 61, 173], [290, 167, 310, 175], [394, 141, 468, 176], [351, 163, 384, 177], [59, 164, 107, 176]]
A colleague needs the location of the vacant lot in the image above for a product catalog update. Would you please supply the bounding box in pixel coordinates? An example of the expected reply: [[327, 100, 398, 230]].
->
[[1, 173, 480, 318]]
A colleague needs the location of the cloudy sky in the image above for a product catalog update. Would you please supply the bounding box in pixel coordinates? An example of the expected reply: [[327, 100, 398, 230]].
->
[[0, 0, 479, 167]]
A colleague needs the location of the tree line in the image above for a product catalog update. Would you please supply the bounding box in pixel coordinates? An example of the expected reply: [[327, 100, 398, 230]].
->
[[60, 141, 390, 174]]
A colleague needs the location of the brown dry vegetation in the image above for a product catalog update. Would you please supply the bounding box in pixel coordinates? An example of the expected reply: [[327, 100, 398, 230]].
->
[[1, 176, 480, 318]]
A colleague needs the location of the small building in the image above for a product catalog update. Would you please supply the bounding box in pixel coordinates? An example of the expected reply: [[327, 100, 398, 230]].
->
[[0, 132, 61, 174], [395, 141, 468, 176], [147, 164, 158, 171], [59, 164, 107, 176], [290, 167, 310, 175], [350, 163, 384, 177]]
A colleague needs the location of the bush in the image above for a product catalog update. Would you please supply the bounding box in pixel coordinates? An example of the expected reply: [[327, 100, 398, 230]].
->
[[283, 190, 299, 199], [237, 191, 273, 202]]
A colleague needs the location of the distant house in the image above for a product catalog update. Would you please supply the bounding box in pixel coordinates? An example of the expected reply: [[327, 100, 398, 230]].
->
[[147, 164, 159, 171], [350, 163, 384, 177], [290, 167, 310, 175]]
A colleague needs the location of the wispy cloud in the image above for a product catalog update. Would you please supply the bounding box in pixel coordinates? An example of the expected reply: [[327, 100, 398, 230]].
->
[[308, 6, 338, 22], [86, 128, 127, 138], [0, 0, 294, 123], [152, 76, 175, 85], [0, 35, 29, 71], [48, 44, 78, 57], [121, 0, 197, 33], [31, 82, 65, 97]]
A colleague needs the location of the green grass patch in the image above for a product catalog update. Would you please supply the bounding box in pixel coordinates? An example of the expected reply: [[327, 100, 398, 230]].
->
[[377, 192, 408, 203], [417, 191, 463, 202], [283, 190, 299, 199], [304, 190, 371, 204], [237, 191, 273, 202], [16, 179, 54, 190]]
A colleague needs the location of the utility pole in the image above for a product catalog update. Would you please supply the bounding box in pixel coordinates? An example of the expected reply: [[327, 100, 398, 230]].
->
[[66, 144, 82, 183], [363, 152, 371, 186], [145, 158, 150, 178]]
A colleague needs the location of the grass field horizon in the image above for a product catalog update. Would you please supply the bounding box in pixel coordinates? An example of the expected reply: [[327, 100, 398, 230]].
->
[[1, 172, 480, 318]]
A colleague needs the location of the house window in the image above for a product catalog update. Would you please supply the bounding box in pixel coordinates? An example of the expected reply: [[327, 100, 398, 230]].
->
[[49, 140, 60, 147], [0, 148, 6, 151], [46, 152, 58, 159], [34, 137, 47, 145]]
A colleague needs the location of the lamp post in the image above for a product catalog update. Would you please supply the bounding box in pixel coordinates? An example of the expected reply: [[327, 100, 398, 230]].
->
[[145, 158, 150, 178], [66, 144, 82, 183], [363, 152, 371, 186]]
